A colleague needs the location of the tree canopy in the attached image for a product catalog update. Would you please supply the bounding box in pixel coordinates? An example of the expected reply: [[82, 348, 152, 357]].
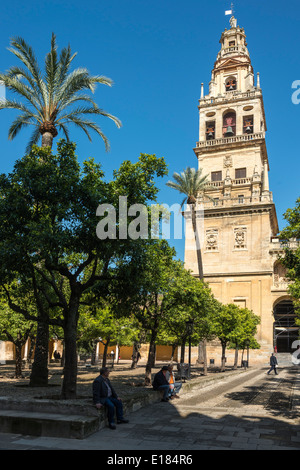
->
[[280, 197, 300, 313], [0, 140, 168, 398]]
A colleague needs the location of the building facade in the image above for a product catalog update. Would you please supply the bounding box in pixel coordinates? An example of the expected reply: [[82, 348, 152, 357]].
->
[[184, 16, 299, 360]]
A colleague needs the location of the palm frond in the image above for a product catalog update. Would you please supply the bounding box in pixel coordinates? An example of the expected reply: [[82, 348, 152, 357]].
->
[[0, 98, 34, 114], [58, 122, 70, 142], [57, 105, 121, 128], [45, 33, 59, 104], [166, 180, 187, 194], [89, 75, 114, 87], [55, 44, 77, 89], [8, 113, 35, 140], [8, 37, 41, 82], [64, 116, 110, 150], [54, 68, 94, 105], [64, 116, 93, 142], [26, 126, 41, 153], [7, 66, 38, 93], [0, 75, 43, 115], [8, 36, 47, 104], [166, 167, 211, 203], [57, 94, 100, 113]]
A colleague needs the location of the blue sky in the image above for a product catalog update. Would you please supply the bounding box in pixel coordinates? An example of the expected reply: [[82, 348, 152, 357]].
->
[[0, 0, 299, 261]]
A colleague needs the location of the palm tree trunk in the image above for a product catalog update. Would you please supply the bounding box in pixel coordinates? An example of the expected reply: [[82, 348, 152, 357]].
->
[[190, 203, 203, 280], [41, 132, 54, 148], [190, 202, 208, 370]]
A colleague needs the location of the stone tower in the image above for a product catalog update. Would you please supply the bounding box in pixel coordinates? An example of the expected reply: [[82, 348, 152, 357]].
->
[[184, 16, 296, 357]]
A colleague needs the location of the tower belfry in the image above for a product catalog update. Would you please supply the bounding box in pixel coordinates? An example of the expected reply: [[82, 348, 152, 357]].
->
[[195, 15, 272, 206], [184, 17, 288, 356]]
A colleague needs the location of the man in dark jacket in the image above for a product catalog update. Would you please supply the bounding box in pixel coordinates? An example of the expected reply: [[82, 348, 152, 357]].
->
[[267, 353, 278, 375], [152, 366, 171, 402], [93, 367, 129, 429]]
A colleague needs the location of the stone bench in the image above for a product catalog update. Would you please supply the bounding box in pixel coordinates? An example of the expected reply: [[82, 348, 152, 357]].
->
[[0, 390, 163, 439], [0, 409, 99, 439]]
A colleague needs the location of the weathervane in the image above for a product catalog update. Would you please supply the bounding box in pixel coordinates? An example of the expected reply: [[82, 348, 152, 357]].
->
[[225, 2, 237, 27]]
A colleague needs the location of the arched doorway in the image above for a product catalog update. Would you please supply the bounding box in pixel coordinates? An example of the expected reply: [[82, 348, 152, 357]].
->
[[273, 299, 299, 352]]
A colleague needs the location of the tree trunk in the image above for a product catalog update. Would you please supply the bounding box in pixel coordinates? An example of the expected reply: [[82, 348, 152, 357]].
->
[[170, 343, 177, 363], [221, 342, 226, 372], [234, 346, 239, 369], [61, 296, 80, 399], [30, 320, 49, 387], [41, 132, 54, 148], [15, 343, 23, 378], [131, 341, 141, 369], [202, 339, 208, 376], [102, 337, 111, 368], [180, 337, 187, 363], [27, 335, 35, 363], [91, 340, 98, 365], [145, 329, 157, 386], [60, 341, 65, 367]]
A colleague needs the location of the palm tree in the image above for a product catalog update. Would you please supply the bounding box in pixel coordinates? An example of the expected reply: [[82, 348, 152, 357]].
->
[[166, 166, 211, 279], [166, 166, 212, 374], [0, 34, 121, 152]]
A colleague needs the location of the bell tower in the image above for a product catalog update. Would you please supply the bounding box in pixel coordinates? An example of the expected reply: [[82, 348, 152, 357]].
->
[[185, 16, 280, 353], [196, 15, 270, 204]]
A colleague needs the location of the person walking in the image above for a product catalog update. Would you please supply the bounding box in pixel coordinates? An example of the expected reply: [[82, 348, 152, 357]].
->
[[267, 353, 278, 375], [92, 367, 129, 429]]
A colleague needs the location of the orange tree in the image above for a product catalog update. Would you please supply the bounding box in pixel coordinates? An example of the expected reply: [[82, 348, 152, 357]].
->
[[0, 141, 167, 398]]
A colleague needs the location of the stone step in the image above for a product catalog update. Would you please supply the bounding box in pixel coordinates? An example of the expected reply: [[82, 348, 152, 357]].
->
[[0, 391, 164, 439], [0, 409, 99, 439]]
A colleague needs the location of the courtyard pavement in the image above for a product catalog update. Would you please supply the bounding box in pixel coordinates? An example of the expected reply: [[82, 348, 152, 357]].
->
[[1, 363, 300, 452]]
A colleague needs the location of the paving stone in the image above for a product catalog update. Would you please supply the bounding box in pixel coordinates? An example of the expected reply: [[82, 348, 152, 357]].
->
[[1, 366, 300, 450]]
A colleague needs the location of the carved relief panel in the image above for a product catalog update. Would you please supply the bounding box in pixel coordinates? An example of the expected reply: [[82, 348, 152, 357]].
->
[[234, 226, 247, 250], [205, 229, 219, 251]]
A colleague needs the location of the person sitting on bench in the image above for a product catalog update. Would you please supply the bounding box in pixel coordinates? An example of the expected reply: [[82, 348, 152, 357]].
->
[[93, 367, 129, 429], [152, 366, 171, 402]]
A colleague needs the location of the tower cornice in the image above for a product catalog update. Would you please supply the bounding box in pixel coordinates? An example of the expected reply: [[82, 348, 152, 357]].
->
[[194, 133, 268, 161]]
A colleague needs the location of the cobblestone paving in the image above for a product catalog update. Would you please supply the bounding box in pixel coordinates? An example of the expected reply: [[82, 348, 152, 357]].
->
[[1, 366, 300, 450]]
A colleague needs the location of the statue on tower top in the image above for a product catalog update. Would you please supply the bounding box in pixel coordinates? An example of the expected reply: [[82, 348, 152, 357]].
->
[[225, 2, 237, 28], [230, 16, 237, 28]]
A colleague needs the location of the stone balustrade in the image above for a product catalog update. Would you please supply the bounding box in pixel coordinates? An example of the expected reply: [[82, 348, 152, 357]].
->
[[197, 132, 265, 148]]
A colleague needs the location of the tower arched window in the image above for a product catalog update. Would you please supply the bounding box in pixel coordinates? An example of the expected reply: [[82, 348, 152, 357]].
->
[[223, 111, 236, 137], [206, 121, 215, 140], [243, 115, 254, 134], [225, 77, 237, 92]]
